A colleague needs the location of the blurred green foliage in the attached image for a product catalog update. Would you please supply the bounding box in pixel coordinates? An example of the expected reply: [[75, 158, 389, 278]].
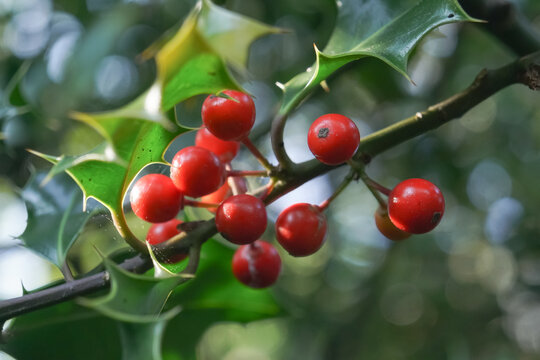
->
[[1, 0, 540, 359]]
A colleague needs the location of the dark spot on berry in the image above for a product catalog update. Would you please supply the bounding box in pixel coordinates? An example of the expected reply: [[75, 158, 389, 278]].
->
[[209, 95, 217, 99], [448, 13, 454, 18], [432, 212, 442, 224], [318, 127, 330, 138]]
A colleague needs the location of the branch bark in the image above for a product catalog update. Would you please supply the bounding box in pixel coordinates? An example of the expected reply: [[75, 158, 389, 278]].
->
[[265, 51, 540, 203], [0, 255, 152, 324]]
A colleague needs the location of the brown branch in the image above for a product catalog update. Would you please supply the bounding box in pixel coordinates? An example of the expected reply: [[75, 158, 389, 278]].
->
[[264, 51, 540, 203], [0, 255, 152, 324]]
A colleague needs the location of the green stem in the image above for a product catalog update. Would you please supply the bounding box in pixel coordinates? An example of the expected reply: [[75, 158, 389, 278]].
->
[[227, 170, 269, 177], [270, 113, 295, 170], [152, 219, 217, 259], [363, 176, 391, 197], [360, 174, 389, 208], [111, 210, 148, 254], [318, 169, 355, 211], [259, 178, 277, 203], [241, 137, 274, 171], [184, 199, 219, 209], [180, 242, 202, 278], [347, 159, 389, 207], [264, 51, 540, 203], [61, 261, 74, 282]]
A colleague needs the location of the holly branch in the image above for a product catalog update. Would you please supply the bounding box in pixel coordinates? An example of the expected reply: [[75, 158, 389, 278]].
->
[[1, 0, 539, 328]]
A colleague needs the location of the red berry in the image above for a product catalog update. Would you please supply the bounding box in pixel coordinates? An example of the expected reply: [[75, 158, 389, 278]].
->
[[195, 127, 240, 163], [374, 206, 411, 241], [201, 90, 256, 141], [275, 203, 327, 257], [215, 194, 267, 245], [388, 178, 445, 234], [146, 219, 187, 263], [130, 174, 183, 223], [232, 240, 281, 288], [170, 146, 225, 198], [307, 113, 360, 165], [201, 177, 248, 214]]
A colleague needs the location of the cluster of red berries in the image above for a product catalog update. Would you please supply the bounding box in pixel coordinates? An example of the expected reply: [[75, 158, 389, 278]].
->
[[130, 90, 282, 288], [305, 113, 445, 241], [129, 90, 445, 289]]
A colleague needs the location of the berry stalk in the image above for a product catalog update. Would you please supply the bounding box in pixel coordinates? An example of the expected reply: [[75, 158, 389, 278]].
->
[[318, 169, 356, 211], [227, 170, 269, 177], [360, 174, 389, 208], [184, 199, 220, 209], [241, 137, 274, 171]]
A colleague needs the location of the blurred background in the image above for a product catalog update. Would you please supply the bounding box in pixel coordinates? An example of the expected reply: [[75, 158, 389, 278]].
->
[[1, 0, 540, 359]]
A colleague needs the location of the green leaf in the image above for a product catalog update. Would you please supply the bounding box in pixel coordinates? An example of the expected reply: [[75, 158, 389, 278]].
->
[[1, 302, 122, 360], [197, 0, 284, 68], [118, 321, 168, 360], [3, 301, 168, 360], [168, 240, 283, 319], [156, 0, 282, 111], [280, 0, 478, 113], [161, 240, 284, 360], [19, 172, 96, 268], [2, 240, 284, 360], [27, 0, 281, 250], [78, 256, 182, 322], [30, 114, 184, 252]]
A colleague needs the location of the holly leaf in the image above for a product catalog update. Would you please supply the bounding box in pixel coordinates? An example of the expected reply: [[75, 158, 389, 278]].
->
[[19, 172, 97, 268], [26, 0, 281, 251], [2, 239, 284, 360], [2, 301, 171, 360], [156, 0, 283, 111], [30, 115, 183, 252], [1, 302, 122, 360], [280, 0, 478, 113], [78, 256, 182, 322], [162, 239, 284, 359], [117, 321, 168, 360]]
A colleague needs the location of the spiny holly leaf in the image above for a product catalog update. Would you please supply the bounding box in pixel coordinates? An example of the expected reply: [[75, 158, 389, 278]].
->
[[1, 302, 122, 360], [78, 256, 182, 323], [156, 0, 282, 111], [117, 321, 168, 360], [3, 301, 169, 360], [19, 172, 96, 268], [146, 240, 196, 280], [29, 143, 123, 182], [31, 115, 183, 252], [197, 0, 284, 68], [280, 0, 478, 113], [27, 0, 281, 251]]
